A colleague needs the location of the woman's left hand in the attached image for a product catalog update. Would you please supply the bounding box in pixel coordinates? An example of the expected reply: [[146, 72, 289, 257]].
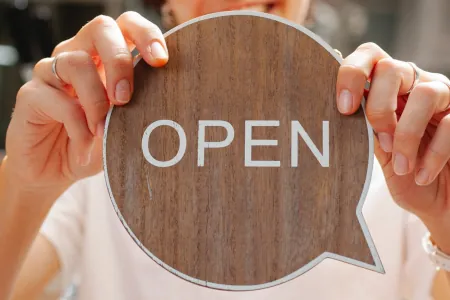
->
[[336, 42, 450, 253]]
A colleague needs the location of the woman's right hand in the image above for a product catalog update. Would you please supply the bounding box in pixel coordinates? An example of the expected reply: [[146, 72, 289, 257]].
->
[[4, 12, 169, 194]]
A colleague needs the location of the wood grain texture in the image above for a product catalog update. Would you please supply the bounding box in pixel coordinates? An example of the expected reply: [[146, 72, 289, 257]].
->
[[105, 14, 373, 288]]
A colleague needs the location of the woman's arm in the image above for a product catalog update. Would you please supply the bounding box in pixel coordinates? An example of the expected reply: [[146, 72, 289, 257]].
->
[[432, 270, 450, 300], [0, 12, 168, 299], [9, 234, 61, 300], [0, 157, 66, 300], [5, 160, 88, 300]]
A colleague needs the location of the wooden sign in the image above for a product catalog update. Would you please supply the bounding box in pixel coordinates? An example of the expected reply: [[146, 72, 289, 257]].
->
[[104, 11, 383, 290]]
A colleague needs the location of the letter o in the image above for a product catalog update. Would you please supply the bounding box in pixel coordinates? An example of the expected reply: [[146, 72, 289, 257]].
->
[[142, 120, 187, 167]]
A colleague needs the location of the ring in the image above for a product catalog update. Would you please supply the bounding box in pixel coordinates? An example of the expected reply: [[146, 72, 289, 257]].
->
[[441, 80, 450, 91], [441, 81, 450, 111], [406, 62, 420, 94], [51, 54, 66, 85]]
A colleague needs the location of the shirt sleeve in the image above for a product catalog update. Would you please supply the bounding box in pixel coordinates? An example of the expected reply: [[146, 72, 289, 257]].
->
[[39, 179, 88, 292]]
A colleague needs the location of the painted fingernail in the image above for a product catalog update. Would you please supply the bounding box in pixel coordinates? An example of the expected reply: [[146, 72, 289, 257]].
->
[[378, 133, 393, 152], [393, 153, 409, 175], [415, 168, 430, 186], [338, 89, 353, 114], [149, 41, 168, 61], [115, 79, 130, 103], [96, 120, 105, 138]]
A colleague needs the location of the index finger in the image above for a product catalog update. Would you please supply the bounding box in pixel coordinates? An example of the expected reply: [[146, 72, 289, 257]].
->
[[336, 42, 390, 115], [337, 42, 446, 116], [116, 11, 169, 68], [53, 15, 134, 106]]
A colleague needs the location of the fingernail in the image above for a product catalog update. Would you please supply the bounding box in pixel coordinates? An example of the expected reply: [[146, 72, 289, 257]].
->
[[416, 168, 430, 186], [378, 133, 393, 152], [81, 152, 91, 167], [338, 89, 353, 114], [96, 120, 105, 138], [81, 140, 95, 167], [393, 153, 409, 175], [77, 154, 90, 167], [115, 79, 130, 103], [149, 41, 168, 61]]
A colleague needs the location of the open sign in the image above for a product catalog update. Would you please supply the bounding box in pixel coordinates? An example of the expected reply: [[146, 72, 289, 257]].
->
[[104, 11, 381, 291], [141, 120, 329, 168]]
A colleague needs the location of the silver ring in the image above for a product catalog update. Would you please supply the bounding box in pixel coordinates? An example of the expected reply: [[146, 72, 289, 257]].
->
[[51, 55, 66, 85], [441, 80, 450, 91], [406, 62, 420, 94], [440, 81, 450, 110]]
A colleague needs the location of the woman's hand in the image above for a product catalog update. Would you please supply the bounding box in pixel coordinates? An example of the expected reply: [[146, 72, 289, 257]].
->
[[1, 13, 168, 298], [4, 12, 168, 193], [337, 42, 450, 252]]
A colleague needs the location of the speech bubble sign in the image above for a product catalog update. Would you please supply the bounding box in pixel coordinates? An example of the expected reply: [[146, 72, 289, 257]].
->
[[104, 11, 384, 291]]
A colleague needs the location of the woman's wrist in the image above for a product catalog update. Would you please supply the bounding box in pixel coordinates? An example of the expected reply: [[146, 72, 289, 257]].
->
[[0, 155, 67, 209], [422, 216, 450, 256]]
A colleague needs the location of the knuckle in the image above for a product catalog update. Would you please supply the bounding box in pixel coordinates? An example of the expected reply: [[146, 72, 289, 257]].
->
[[88, 96, 109, 114], [338, 64, 366, 81], [375, 58, 400, 76], [394, 129, 423, 144], [142, 25, 163, 40], [366, 109, 391, 125], [91, 102, 109, 119], [108, 50, 133, 70], [16, 81, 36, 103], [428, 146, 448, 162], [80, 91, 108, 119], [413, 82, 441, 99], [428, 71, 450, 84], [91, 14, 116, 29], [32, 58, 50, 77], [118, 11, 141, 22], [146, 22, 161, 34], [66, 51, 95, 69], [358, 42, 381, 53]]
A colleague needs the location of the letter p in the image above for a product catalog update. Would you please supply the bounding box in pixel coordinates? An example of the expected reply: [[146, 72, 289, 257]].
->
[[198, 121, 235, 167]]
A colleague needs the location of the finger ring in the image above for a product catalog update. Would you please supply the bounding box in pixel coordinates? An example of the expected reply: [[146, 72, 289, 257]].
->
[[441, 80, 450, 91], [51, 54, 66, 85], [406, 62, 420, 95]]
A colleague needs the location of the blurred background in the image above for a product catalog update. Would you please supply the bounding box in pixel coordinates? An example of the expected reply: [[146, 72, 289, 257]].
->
[[0, 0, 449, 159]]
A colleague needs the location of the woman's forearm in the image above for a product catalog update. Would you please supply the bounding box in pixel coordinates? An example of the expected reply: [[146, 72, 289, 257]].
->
[[0, 156, 64, 300]]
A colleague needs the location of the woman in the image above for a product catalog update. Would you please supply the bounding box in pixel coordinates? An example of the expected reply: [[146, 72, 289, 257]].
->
[[1, 0, 450, 299]]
